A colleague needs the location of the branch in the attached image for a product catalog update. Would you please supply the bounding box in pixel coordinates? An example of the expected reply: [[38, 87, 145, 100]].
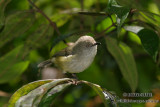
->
[[95, 23, 116, 39], [27, 0, 67, 44], [80, 0, 84, 30], [130, 8, 138, 14], [126, 19, 156, 29], [108, 14, 114, 24], [78, 12, 109, 16], [95, 29, 117, 40], [157, 52, 160, 66], [126, 19, 145, 24]]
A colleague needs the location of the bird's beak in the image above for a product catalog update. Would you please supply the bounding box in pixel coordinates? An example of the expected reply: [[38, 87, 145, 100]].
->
[[92, 42, 101, 46]]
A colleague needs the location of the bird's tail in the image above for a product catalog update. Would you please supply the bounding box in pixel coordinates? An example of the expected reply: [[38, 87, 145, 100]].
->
[[37, 59, 52, 68]]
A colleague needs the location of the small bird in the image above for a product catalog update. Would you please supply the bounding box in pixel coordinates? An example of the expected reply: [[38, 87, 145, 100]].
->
[[38, 36, 100, 73]]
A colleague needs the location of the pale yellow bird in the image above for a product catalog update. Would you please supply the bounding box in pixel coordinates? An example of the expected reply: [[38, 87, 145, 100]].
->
[[38, 36, 100, 73]]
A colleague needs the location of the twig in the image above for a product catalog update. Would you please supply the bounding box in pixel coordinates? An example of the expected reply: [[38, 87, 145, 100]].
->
[[81, 0, 84, 11], [130, 8, 137, 14], [95, 23, 116, 39], [126, 19, 145, 24], [108, 14, 114, 24], [28, 0, 59, 34], [96, 29, 117, 40], [27, 0, 67, 44], [126, 19, 156, 29], [80, 0, 84, 30], [157, 52, 160, 66], [78, 12, 109, 16]]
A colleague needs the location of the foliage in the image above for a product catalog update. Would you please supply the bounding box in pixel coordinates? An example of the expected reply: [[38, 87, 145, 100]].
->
[[8, 78, 115, 107], [106, 37, 138, 92], [0, 0, 160, 106]]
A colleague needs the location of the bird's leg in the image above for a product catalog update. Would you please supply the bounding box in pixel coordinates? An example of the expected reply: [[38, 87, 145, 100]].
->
[[65, 73, 79, 85], [71, 73, 79, 85], [71, 73, 78, 80], [65, 73, 78, 79]]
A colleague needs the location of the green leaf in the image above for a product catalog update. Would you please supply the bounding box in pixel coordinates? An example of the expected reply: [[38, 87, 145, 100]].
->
[[21, 24, 54, 58], [0, 45, 29, 84], [107, 0, 130, 35], [124, 26, 144, 34], [106, 37, 138, 92], [108, 0, 118, 6], [124, 26, 159, 60], [96, 16, 116, 33], [25, 24, 54, 50], [8, 78, 72, 107], [51, 13, 71, 27], [0, 45, 23, 65], [39, 83, 72, 107], [0, 0, 11, 31], [8, 80, 53, 107], [82, 80, 117, 107], [0, 11, 35, 48], [138, 29, 159, 60], [140, 11, 160, 29], [8, 78, 118, 107], [0, 61, 29, 84]]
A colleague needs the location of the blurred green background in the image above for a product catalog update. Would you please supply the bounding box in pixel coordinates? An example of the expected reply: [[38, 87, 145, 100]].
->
[[0, 0, 160, 107]]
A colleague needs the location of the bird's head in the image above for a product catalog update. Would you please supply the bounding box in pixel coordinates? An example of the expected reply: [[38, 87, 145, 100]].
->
[[73, 36, 100, 55]]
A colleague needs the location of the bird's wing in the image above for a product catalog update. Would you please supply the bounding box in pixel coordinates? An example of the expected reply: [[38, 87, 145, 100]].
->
[[53, 47, 73, 57], [37, 59, 52, 68]]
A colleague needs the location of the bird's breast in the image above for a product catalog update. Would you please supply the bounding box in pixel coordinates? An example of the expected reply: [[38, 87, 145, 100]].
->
[[54, 47, 97, 73]]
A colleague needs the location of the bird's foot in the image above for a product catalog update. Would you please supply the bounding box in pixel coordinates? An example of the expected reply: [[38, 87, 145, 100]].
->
[[65, 73, 78, 80], [71, 73, 78, 80], [68, 79, 81, 85]]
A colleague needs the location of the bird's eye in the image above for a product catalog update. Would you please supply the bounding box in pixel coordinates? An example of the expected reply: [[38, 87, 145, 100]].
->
[[86, 43, 91, 47]]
